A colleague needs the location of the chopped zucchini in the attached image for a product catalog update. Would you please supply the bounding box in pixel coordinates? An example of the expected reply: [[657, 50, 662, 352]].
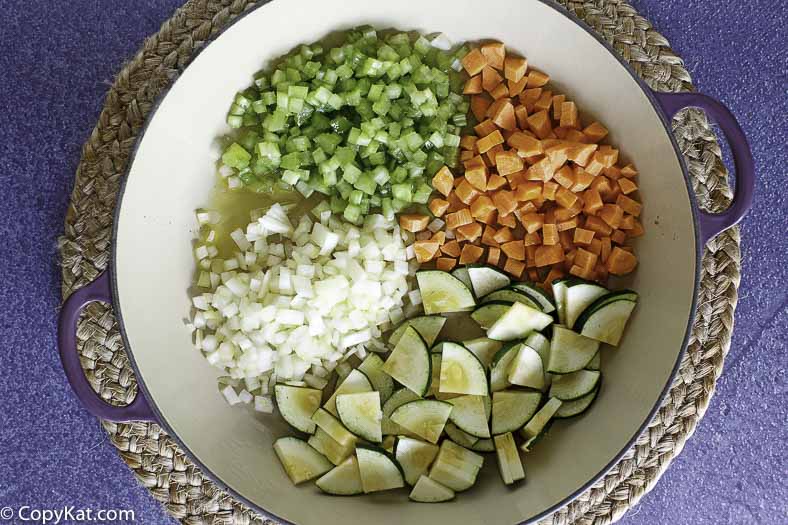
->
[[491, 390, 542, 435], [552, 279, 570, 325], [468, 266, 510, 298], [510, 282, 556, 313], [447, 395, 491, 438], [450, 266, 473, 292], [394, 436, 440, 485], [586, 351, 601, 371], [274, 385, 322, 434], [549, 370, 600, 401], [389, 316, 447, 347], [382, 326, 431, 396], [470, 438, 496, 452], [382, 435, 396, 453], [564, 280, 608, 329], [356, 445, 405, 493], [547, 326, 600, 374], [311, 408, 357, 447], [409, 475, 455, 503], [381, 388, 420, 436], [486, 302, 553, 341], [525, 332, 550, 365], [417, 270, 476, 314], [358, 354, 394, 403], [507, 344, 545, 390], [273, 437, 332, 484], [427, 352, 442, 397], [316, 456, 364, 496], [481, 288, 540, 310], [520, 397, 563, 451], [489, 342, 521, 392], [494, 432, 525, 485], [439, 342, 488, 396], [390, 399, 453, 444], [308, 427, 355, 465], [462, 337, 503, 369], [428, 440, 483, 491], [443, 422, 479, 448], [324, 369, 373, 416], [555, 385, 600, 418], [575, 291, 638, 346], [470, 302, 511, 330], [336, 392, 382, 442]]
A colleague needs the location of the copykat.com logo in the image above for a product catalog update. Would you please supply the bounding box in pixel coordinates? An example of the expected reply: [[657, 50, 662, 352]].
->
[[0, 506, 135, 524]]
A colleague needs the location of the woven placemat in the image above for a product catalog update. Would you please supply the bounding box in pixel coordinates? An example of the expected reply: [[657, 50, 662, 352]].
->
[[59, 0, 741, 523]]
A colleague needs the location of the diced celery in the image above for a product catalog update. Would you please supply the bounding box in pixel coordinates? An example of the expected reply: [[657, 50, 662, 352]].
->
[[222, 143, 251, 169]]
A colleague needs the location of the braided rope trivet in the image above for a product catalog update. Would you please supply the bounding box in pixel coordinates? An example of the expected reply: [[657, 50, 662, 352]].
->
[[59, 1, 741, 523]]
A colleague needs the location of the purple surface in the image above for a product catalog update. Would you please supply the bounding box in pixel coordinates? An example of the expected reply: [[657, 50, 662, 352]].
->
[[0, 1, 784, 524]]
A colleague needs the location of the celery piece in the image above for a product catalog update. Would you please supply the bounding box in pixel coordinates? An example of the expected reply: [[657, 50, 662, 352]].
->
[[222, 143, 251, 169]]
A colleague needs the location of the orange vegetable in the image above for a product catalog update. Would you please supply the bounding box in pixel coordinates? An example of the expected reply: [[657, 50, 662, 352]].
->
[[603, 166, 621, 180], [487, 173, 508, 191], [460, 135, 478, 151], [482, 225, 499, 247], [552, 94, 566, 121], [414, 241, 440, 263], [523, 231, 542, 246], [534, 245, 564, 267], [584, 155, 605, 176], [555, 186, 579, 209], [482, 66, 503, 93], [525, 245, 537, 268], [542, 223, 559, 245], [514, 105, 529, 128], [514, 181, 542, 202], [569, 264, 594, 280], [501, 240, 525, 261], [620, 164, 638, 178], [445, 208, 473, 230], [484, 144, 505, 166], [399, 214, 430, 233], [584, 215, 613, 236], [573, 227, 595, 245], [582, 121, 608, 143], [508, 77, 528, 98], [519, 88, 542, 111], [480, 42, 506, 70], [619, 214, 635, 230], [587, 238, 602, 256], [616, 194, 642, 217], [470, 194, 495, 220], [495, 150, 524, 176], [553, 164, 575, 189], [447, 191, 465, 212], [560, 101, 580, 129], [461, 48, 488, 76], [571, 167, 595, 192], [628, 219, 645, 238], [455, 179, 480, 205], [504, 56, 527, 82], [492, 100, 517, 130], [526, 70, 549, 87], [416, 230, 432, 241], [431, 231, 447, 245], [441, 240, 461, 258], [618, 177, 638, 195], [497, 212, 516, 228], [459, 244, 484, 265], [526, 156, 555, 182], [566, 142, 598, 166], [557, 217, 580, 231], [583, 188, 604, 214], [429, 198, 450, 218], [492, 190, 518, 217], [432, 166, 455, 197], [507, 131, 542, 157], [463, 75, 483, 95], [490, 83, 509, 100], [600, 237, 612, 263], [542, 181, 559, 200], [596, 145, 619, 167], [504, 258, 526, 278], [598, 203, 624, 229], [477, 130, 505, 154], [574, 248, 598, 270], [534, 90, 553, 112], [474, 118, 498, 138], [526, 110, 553, 139], [470, 95, 492, 121], [611, 229, 626, 245], [436, 257, 457, 271], [606, 247, 638, 275], [487, 247, 501, 266], [493, 226, 514, 243], [457, 222, 483, 243], [543, 266, 566, 287], [521, 212, 545, 234]]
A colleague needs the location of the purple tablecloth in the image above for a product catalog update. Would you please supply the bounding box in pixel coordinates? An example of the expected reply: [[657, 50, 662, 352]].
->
[[0, 1, 785, 523]]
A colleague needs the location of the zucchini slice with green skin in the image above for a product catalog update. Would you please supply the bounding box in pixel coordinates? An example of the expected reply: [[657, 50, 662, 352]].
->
[[520, 397, 562, 452], [428, 440, 484, 492], [273, 437, 332, 484], [507, 344, 545, 390], [417, 270, 476, 314], [427, 353, 442, 397], [447, 395, 491, 438], [358, 354, 394, 404], [462, 337, 503, 369], [308, 427, 356, 465], [470, 302, 511, 330], [409, 475, 455, 503], [389, 316, 447, 347], [394, 436, 440, 486], [381, 388, 420, 436], [547, 326, 600, 374], [470, 438, 496, 452], [336, 392, 382, 443], [468, 265, 511, 298], [390, 399, 453, 444], [443, 422, 479, 448], [316, 456, 363, 496], [382, 326, 431, 396], [494, 432, 525, 485], [491, 390, 542, 435], [381, 435, 396, 454], [274, 385, 322, 434], [480, 289, 540, 309], [356, 445, 405, 493], [311, 408, 357, 447], [549, 370, 601, 401], [564, 280, 609, 329], [525, 332, 550, 367], [586, 350, 601, 371], [487, 302, 553, 341], [510, 282, 556, 313], [450, 266, 473, 293], [489, 342, 521, 392], [555, 385, 600, 418], [575, 291, 638, 346], [324, 369, 373, 416], [552, 278, 570, 326], [439, 342, 488, 396]]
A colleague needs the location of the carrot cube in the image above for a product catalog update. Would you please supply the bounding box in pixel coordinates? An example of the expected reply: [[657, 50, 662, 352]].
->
[[460, 136, 478, 151], [555, 187, 579, 209], [616, 194, 642, 217], [596, 145, 619, 167], [519, 88, 542, 111], [504, 258, 526, 278], [582, 122, 608, 143], [493, 226, 514, 244], [465, 167, 488, 193], [492, 100, 517, 131], [436, 257, 457, 271], [585, 155, 606, 176], [477, 130, 505, 154], [603, 166, 622, 180], [455, 179, 480, 205], [474, 119, 498, 138], [584, 215, 613, 236], [553, 165, 575, 189], [569, 264, 594, 280], [526, 156, 555, 182], [471, 95, 492, 122], [564, 129, 588, 143], [606, 247, 638, 275], [459, 244, 484, 265], [542, 181, 559, 200], [591, 175, 616, 201], [414, 241, 440, 263], [552, 94, 566, 121], [484, 144, 505, 166], [480, 42, 506, 70], [502, 240, 525, 261], [598, 204, 624, 229], [611, 230, 627, 245], [526, 70, 550, 87], [618, 178, 638, 195], [504, 56, 527, 82], [463, 75, 483, 95], [523, 231, 542, 246], [431, 231, 446, 245], [497, 212, 516, 228], [534, 90, 553, 112], [432, 166, 455, 197], [492, 190, 518, 216], [573, 227, 595, 245], [468, 194, 493, 220], [490, 83, 509, 100], [587, 238, 602, 256], [600, 237, 612, 263], [525, 245, 537, 268], [446, 208, 473, 229], [514, 181, 542, 202], [620, 164, 638, 178], [508, 77, 528, 98], [560, 101, 580, 129], [482, 66, 503, 93], [495, 150, 524, 176], [476, 207, 498, 225], [563, 249, 577, 270], [575, 248, 598, 270], [557, 217, 580, 231], [542, 223, 559, 245], [628, 219, 645, 237], [461, 48, 488, 76], [521, 213, 545, 234], [441, 240, 461, 257], [447, 191, 465, 212], [534, 245, 564, 267], [487, 247, 501, 266], [544, 266, 566, 287], [526, 110, 553, 139], [416, 230, 432, 241], [481, 225, 500, 247], [507, 132, 542, 157], [571, 167, 595, 192], [399, 213, 430, 233], [457, 222, 483, 243], [487, 173, 508, 191], [619, 214, 635, 230]]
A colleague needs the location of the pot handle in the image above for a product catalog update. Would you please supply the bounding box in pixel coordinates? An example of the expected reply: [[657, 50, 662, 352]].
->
[[58, 270, 156, 422], [652, 91, 755, 244]]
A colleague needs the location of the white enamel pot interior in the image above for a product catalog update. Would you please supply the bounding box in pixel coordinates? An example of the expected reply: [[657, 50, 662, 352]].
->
[[112, 0, 699, 523]]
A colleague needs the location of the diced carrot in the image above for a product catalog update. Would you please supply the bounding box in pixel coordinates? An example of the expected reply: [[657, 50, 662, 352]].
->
[[553, 126, 570, 139], [476, 207, 498, 225], [598, 204, 624, 229], [431, 231, 447, 245], [492, 190, 518, 216], [455, 179, 480, 205], [573, 227, 595, 245], [534, 244, 564, 267], [447, 191, 465, 212], [482, 66, 503, 93], [521, 213, 545, 234], [583, 188, 604, 214], [432, 166, 454, 197], [414, 240, 440, 263], [506, 170, 527, 189], [584, 154, 605, 176], [515, 201, 538, 221], [504, 56, 527, 82], [416, 230, 432, 241], [560, 101, 580, 129], [575, 248, 598, 270], [487, 247, 501, 266], [564, 129, 587, 143], [557, 217, 579, 231], [501, 240, 525, 260], [457, 222, 483, 243], [445, 208, 473, 229], [619, 214, 635, 230], [480, 42, 506, 70], [606, 247, 637, 275], [464, 154, 486, 170], [596, 145, 619, 167], [474, 119, 498, 138], [525, 245, 537, 267], [618, 177, 638, 195], [602, 183, 621, 204], [508, 77, 528, 98], [463, 75, 483, 95], [563, 248, 577, 271], [470, 95, 492, 122], [481, 225, 499, 247], [465, 167, 489, 193], [534, 90, 553, 112], [522, 231, 540, 247], [543, 266, 565, 287], [590, 176, 614, 201], [587, 238, 602, 256], [553, 165, 575, 189], [603, 166, 621, 180], [492, 100, 517, 131], [585, 215, 613, 236], [484, 144, 505, 166], [460, 135, 478, 151], [477, 130, 505, 154], [620, 164, 638, 178], [600, 237, 612, 263], [519, 88, 542, 110], [469, 194, 495, 220], [569, 264, 594, 280], [566, 142, 598, 166], [582, 122, 608, 143], [526, 156, 555, 182], [507, 132, 542, 156], [628, 219, 645, 237], [441, 239, 461, 257], [436, 257, 457, 271], [555, 187, 579, 209], [526, 110, 553, 139], [492, 226, 514, 243], [545, 144, 571, 171], [497, 212, 516, 228], [514, 105, 529, 128], [504, 258, 526, 278], [460, 150, 475, 162], [486, 173, 508, 191], [459, 244, 484, 265], [616, 194, 642, 217], [490, 83, 509, 100], [526, 70, 550, 87], [555, 200, 583, 221], [571, 167, 595, 192], [611, 229, 626, 245], [399, 213, 430, 233], [542, 181, 559, 200], [542, 223, 559, 245], [552, 94, 566, 121], [514, 181, 542, 202], [485, 98, 508, 119], [495, 150, 524, 176], [461, 48, 488, 76]]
